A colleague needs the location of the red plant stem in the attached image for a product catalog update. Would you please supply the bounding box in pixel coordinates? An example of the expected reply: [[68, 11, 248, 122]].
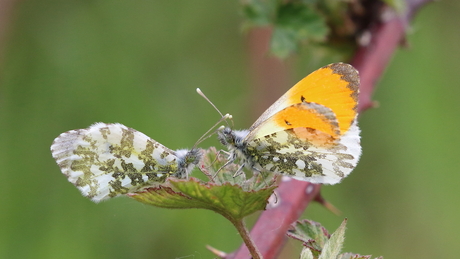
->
[[0, 0, 18, 69], [353, 0, 432, 111], [228, 1, 432, 258], [246, 27, 291, 119]]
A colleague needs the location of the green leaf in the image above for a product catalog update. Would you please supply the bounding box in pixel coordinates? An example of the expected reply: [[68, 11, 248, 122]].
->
[[276, 3, 328, 41], [240, 0, 372, 59], [381, 0, 405, 13], [319, 218, 347, 259], [290, 219, 383, 258], [270, 2, 329, 58], [338, 253, 384, 259], [241, 0, 278, 27], [300, 247, 315, 259], [270, 27, 298, 58], [288, 219, 330, 254], [130, 178, 276, 221]]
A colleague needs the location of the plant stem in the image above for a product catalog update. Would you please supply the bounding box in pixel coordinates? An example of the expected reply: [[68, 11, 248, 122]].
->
[[231, 218, 262, 259]]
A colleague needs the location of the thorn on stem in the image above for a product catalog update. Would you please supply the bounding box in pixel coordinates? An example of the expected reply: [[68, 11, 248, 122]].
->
[[314, 192, 342, 216], [206, 245, 228, 258]]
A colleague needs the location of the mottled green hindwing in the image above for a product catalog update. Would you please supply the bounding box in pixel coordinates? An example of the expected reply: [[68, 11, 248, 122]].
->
[[51, 123, 201, 202]]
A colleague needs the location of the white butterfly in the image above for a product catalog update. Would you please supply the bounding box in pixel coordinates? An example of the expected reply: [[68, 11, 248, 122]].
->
[[51, 123, 201, 202]]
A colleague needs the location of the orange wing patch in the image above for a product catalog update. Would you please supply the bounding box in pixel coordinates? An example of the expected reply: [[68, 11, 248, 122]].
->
[[273, 103, 340, 139], [291, 128, 337, 148], [248, 101, 340, 141], [285, 63, 359, 134]]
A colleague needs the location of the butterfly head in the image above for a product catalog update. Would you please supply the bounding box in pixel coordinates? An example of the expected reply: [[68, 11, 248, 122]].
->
[[175, 148, 202, 179], [217, 127, 249, 152]]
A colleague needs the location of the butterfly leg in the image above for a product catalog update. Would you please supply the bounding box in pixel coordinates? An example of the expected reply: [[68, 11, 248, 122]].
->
[[231, 164, 246, 178], [212, 152, 235, 180]]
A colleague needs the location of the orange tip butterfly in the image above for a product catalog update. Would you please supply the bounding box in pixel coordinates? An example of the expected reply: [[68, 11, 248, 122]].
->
[[217, 63, 361, 184]]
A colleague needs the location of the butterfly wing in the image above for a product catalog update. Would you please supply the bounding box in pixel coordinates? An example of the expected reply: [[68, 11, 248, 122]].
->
[[243, 63, 360, 184], [51, 123, 181, 202], [249, 63, 359, 136], [245, 102, 360, 184]]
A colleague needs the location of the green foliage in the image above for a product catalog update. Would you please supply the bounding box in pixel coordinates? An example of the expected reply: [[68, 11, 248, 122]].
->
[[241, 0, 406, 59], [288, 219, 330, 255], [130, 177, 276, 221], [301, 247, 315, 259], [241, 0, 355, 58], [241, 0, 277, 26], [382, 0, 406, 13], [290, 219, 383, 259], [337, 253, 383, 259], [271, 3, 329, 58], [320, 219, 346, 259]]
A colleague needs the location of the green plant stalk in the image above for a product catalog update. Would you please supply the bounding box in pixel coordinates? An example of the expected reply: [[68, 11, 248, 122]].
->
[[229, 218, 262, 259]]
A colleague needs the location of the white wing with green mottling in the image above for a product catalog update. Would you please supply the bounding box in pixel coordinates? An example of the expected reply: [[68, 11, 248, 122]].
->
[[51, 123, 201, 202]]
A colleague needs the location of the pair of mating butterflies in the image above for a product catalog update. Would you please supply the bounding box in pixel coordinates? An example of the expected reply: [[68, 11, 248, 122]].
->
[[51, 63, 361, 202]]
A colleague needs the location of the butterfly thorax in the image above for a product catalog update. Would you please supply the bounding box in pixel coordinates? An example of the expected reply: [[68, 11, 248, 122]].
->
[[217, 127, 255, 166]]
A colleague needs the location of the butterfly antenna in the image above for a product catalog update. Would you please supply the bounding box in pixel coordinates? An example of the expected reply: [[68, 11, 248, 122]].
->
[[196, 88, 232, 128], [192, 114, 230, 149]]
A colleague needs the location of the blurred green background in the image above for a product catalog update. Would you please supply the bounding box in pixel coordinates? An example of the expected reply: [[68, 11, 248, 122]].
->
[[1, 1, 459, 258]]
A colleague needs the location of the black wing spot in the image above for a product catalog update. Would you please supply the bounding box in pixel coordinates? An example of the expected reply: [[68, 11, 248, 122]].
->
[[300, 95, 306, 102], [284, 120, 291, 126]]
